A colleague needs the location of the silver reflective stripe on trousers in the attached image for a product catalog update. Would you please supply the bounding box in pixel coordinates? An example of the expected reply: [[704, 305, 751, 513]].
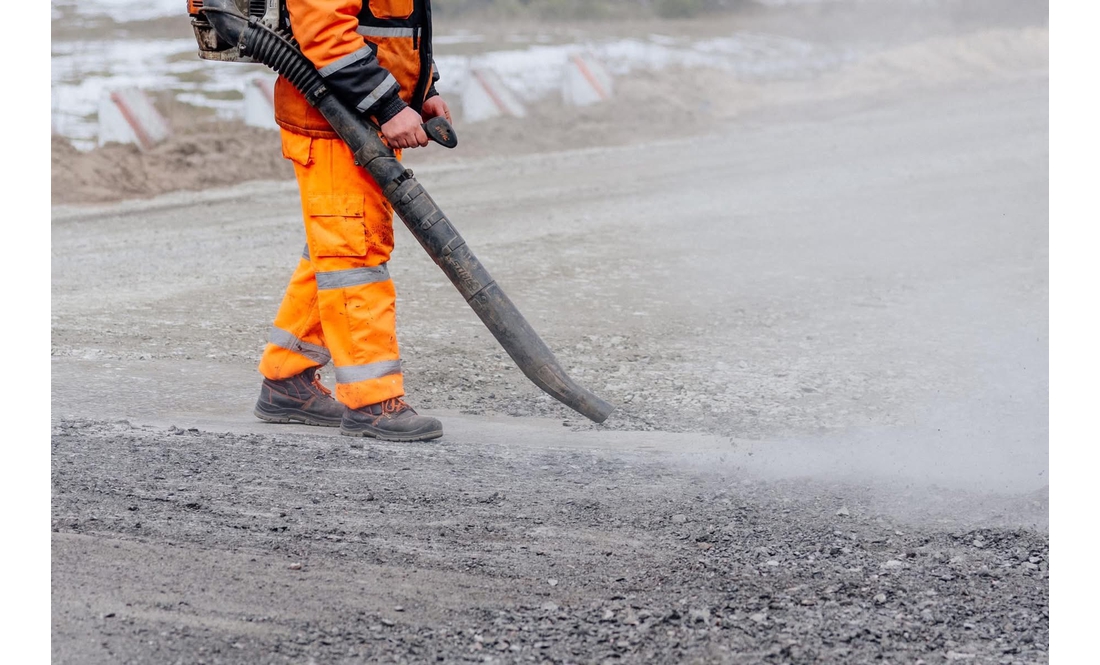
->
[[356, 73, 399, 112], [317, 44, 375, 77], [301, 244, 310, 261], [335, 359, 403, 384], [268, 326, 331, 365], [356, 26, 416, 38], [315, 263, 391, 290]]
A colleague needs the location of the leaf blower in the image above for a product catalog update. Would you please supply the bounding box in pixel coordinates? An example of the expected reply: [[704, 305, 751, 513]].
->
[[188, 0, 615, 423]]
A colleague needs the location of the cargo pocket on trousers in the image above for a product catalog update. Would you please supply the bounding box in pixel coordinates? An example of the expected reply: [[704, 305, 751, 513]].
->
[[281, 130, 313, 167], [305, 194, 368, 258]]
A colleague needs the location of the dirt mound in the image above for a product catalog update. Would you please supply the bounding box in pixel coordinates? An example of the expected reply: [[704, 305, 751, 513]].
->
[[51, 25, 1046, 206], [50, 59, 773, 207], [51, 122, 289, 205]]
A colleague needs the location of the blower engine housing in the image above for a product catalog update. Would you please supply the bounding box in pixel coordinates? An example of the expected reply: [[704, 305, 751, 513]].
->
[[187, 0, 284, 62]]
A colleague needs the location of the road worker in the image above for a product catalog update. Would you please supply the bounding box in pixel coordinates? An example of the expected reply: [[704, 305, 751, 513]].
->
[[253, 0, 450, 442]]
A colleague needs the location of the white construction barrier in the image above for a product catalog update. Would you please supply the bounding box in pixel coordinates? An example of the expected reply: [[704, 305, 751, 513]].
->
[[561, 53, 614, 107], [461, 67, 527, 123], [244, 75, 279, 130], [97, 88, 172, 150]]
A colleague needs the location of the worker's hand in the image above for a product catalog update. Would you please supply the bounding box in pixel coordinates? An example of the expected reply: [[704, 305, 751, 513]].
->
[[421, 95, 452, 124], [381, 107, 429, 150]]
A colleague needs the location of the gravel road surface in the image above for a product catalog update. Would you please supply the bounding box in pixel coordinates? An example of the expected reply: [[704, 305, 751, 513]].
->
[[52, 76, 1048, 664]]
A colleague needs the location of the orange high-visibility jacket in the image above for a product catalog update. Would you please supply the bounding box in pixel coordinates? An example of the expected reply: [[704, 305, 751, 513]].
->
[[275, 0, 439, 137]]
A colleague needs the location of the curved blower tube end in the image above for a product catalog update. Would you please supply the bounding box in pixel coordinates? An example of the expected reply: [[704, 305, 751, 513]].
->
[[200, 2, 615, 424]]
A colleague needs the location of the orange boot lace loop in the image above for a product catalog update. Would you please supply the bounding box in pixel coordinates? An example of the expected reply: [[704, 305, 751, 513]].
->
[[311, 371, 333, 397], [382, 397, 409, 414]]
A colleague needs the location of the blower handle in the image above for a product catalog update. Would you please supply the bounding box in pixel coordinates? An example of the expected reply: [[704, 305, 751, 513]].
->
[[422, 116, 458, 149]]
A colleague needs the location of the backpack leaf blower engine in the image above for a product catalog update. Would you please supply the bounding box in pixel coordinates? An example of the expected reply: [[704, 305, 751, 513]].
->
[[187, 0, 615, 424]]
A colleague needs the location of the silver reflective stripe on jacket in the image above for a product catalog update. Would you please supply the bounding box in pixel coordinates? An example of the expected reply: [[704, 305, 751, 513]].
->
[[356, 26, 416, 38], [317, 44, 375, 77], [355, 73, 400, 112], [301, 244, 310, 261]]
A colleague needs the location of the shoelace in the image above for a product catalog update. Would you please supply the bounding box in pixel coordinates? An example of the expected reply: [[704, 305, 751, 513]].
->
[[381, 397, 410, 415], [382, 395, 409, 413], [310, 371, 333, 397]]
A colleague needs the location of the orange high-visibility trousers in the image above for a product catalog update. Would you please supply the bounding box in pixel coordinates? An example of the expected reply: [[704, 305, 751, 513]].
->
[[259, 128, 404, 409]]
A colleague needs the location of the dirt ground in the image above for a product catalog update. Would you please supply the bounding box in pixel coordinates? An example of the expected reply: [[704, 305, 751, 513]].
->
[[52, 2, 1048, 664]]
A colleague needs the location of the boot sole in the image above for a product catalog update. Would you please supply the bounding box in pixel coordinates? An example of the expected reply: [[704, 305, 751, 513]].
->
[[339, 426, 444, 443], [254, 404, 341, 428]]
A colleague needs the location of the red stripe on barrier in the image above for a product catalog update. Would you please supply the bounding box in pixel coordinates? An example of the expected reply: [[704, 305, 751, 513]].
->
[[470, 69, 511, 116], [110, 91, 155, 151], [571, 54, 610, 101], [253, 78, 275, 106]]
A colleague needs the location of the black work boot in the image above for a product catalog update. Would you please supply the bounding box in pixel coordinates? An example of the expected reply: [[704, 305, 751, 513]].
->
[[254, 367, 344, 427], [341, 397, 443, 442]]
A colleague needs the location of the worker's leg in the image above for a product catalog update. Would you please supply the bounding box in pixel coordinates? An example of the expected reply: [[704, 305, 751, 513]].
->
[[254, 249, 343, 426], [258, 248, 330, 379], [253, 131, 341, 427], [258, 128, 440, 441], [293, 133, 405, 409]]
